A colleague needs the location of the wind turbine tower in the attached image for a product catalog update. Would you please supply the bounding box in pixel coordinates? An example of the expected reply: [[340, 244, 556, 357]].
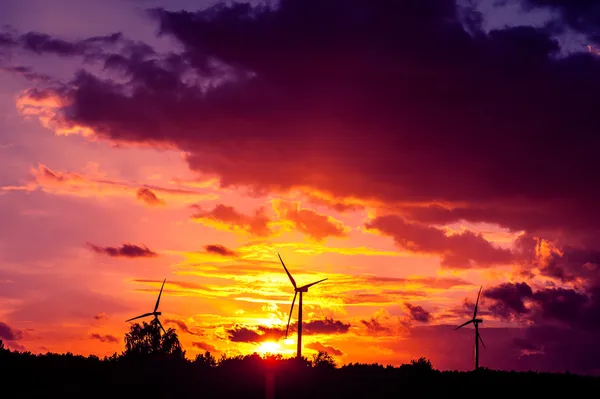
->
[[278, 253, 327, 360], [455, 285, 486, 370], [126, 278, 167, 334]]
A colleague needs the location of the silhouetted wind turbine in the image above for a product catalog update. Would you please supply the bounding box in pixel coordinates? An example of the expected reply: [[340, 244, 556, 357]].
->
[[126, 278, 167, 334], [278, 253, 327, 360], [455, 285, 485, 370]]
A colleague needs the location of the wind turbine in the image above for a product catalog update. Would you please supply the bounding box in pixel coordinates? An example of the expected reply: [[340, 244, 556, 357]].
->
[[455, 285, 485, 370], [126, 278, 167, 334], [278, 253, 327, 360]]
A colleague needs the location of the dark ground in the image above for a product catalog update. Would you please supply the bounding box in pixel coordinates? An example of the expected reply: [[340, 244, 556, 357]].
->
[[2, 347, 599, 398]]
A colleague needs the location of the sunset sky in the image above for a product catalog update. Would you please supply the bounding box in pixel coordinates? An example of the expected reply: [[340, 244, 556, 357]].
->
[[1, 0, 600, 375]]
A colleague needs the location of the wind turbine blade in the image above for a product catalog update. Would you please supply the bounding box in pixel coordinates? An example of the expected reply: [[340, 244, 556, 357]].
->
[[300, 278, 328, 290], [277, 253, 297, 289], [473, 285, 482, 318], [478, 331, 486, 348], [154, 278, 166, 312], [155, 316, 167, 334], [454, 319, 474, 330], [125, 312, 154, 322], [286, 291, 298, 338]]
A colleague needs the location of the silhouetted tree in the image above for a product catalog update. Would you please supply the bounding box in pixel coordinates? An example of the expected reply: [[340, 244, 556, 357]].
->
[[399, 357, 434, 375], [312, 350, 337, 369], [194, 350, 217, 367], [123, 318, 184, 359]]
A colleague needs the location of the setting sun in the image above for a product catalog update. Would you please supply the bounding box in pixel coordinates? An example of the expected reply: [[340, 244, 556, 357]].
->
[[258, 341, 281, 355]]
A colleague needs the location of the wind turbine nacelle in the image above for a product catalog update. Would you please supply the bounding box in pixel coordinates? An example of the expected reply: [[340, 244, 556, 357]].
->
[[155, 312, 162, 316], [474, 318, 483, 323], [296, 287, 309, 293]]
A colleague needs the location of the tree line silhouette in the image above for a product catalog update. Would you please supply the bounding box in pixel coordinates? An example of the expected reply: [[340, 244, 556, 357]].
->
[[1, 319, 598, 397]]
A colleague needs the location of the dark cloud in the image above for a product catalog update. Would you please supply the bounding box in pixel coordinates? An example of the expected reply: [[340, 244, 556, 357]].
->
[[93, 312, 108, 320], [8, 0, 600, 252], [361, 318, 391, 335], [226, 325, 285, 343], [483, 281, 600, 331], [484, 282, 533, 320], [227, 318, 350, 343], [405, 303, 432, 323], [136, 187, 165, 206], [532, 287, 589, 326], [164, 319, 203, 336], [19, 31, 122, 56], [0, 321, 23, 341], [192, 341, 219, 352], [87, 243, 158, 258], [204, 244, 237, 257], [306, 341, 344, 356], [366, 215, 514, 268], [301, 318, 351, 335], [0, 65, 51, 82], [89, 333, 119, 344], [515, 234, 600, 285], [0, 30, 123, 57], [520, 0, 600, 41]]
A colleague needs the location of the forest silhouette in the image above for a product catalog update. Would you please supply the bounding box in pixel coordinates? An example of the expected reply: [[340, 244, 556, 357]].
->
[[1, 319, 598, 397]]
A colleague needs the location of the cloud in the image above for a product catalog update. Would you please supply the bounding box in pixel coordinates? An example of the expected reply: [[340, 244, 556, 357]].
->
[[484, 282, 534, 320], [361, 308, 393, 335], [164, 319, 202, 336], [0, 321, 23, 341], [360, 318, 391, 335], [515, 234, 600, 284], [300, 318, 351, 335], [4, 2, 600, 371], [303, 193, 366, 213], [405, 303, 431, 323], [19, 164, 217, 206], [532, 287, 590, 327], [366, 215, 514, 268], [10, 0, 600, 247], [136, 187, 165, 206], [520, 0, 600, 41], [87, 242, 158, 258], [227, 318, 350, 343], [483, 281, 600, 330], [204, 244, 237, 257], [272, 200, 348, 241], [89, 333, 120, 344], [192, 204, 272, 236], [16, 31, 122, 56], [306, 341, 344, 356], [192, 341, 219, 352], [226, 325, 285, 343], [93, 312, 108, 320]]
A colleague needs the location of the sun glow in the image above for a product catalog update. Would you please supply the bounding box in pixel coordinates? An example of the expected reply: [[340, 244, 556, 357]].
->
[[258, 341, 281, 355]]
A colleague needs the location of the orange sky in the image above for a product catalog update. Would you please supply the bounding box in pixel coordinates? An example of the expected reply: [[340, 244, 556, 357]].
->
[[0, 143, 525, 365]]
